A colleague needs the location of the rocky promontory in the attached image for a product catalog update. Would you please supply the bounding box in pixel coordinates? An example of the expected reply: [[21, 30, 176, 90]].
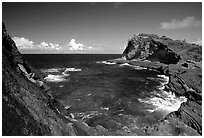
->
[[110, 33, 202, 135], [2, 22, 202, 136]]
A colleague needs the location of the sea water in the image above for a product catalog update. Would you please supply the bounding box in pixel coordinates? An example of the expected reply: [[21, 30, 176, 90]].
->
[[23, 54, 187, 132]]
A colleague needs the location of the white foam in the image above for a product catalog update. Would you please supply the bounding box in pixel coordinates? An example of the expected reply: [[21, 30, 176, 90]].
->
[[97, 61, 116, 65], [59, 85, 64, 88], [101, 107, 109, 110], [119, 63, 131, 66], [80, 111, 102, 120], [64, 68, 82, 72], [139, 74, 187, 113], [139, 91, 187, 113], [41, 68, 60, 73], [61, 68, 81, 77], [44, 74, 66, 82], [132, 65, 147, 70], [119, 63, 147, 70], [62, 71, 70, 77]]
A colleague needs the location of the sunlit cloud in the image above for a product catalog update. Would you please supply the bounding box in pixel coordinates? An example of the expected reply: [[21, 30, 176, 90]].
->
[[40, 42, 49, 48], [68, 39, 84, 51], [160, 16, 201, 30], [38, 42, 61, 50], [13, 37, 61, 50], [13, 37, 103, 53], [13, 37, 34, 49]]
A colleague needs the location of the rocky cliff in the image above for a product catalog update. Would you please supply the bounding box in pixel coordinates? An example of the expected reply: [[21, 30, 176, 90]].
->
[[2, 23, 202, 136], [110, 33, 202, 135], [2, 23, 116, 136], [123, 33, 201, 64]]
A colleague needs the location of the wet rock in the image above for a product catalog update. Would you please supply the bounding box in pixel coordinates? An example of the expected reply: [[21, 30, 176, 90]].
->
[[2, 22, 106, 136], [111, 33, 202, 136]]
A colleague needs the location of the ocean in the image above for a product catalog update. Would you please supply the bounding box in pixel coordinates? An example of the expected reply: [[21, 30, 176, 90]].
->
[[22, 54, 187, 132]]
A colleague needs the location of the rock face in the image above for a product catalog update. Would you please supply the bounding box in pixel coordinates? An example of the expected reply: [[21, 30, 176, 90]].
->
[[123, 34, 181, 64], [2, 22, 116, 136], [2, 22, 202, 136], [110, 33, 202, 136], [2, 22, 74, 135]]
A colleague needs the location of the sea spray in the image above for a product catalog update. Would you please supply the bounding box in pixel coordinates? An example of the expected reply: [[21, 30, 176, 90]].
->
[[96, 61, 116, 65], [139, 74, 187, 113], [43, 67, 82, 82], [44, 74, 66, 82]]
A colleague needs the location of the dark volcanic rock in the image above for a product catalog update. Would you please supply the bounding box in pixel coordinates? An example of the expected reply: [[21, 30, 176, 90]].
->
[[2, 22, 74, 135], [2, 22, 201, 136], [2, 22, 114, 136], [110, 33, 202, 136], [123, 34, 181, 64]]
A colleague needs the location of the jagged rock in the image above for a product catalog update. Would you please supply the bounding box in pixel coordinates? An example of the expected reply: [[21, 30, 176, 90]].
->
[[2, 22, 114, 136], [164, 100, 202, 135], [2, 22, 75, 135], [110, 33, 202, 136], [123, 34, 181, 64], [2, 22, 24, 64], [2, 22, 202, 136]]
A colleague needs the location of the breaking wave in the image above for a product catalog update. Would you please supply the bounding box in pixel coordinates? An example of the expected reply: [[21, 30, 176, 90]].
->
[[119, 63, 147, 70], [41, 68, 61, 73], [96, 61, 116, 65], [44, 74, 67, 82], [139, 74, 187, 113], [64, 68, 82, 72], [43, 67, 81, 82]]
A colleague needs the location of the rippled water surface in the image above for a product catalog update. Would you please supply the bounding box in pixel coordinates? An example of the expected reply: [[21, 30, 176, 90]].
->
[[23, 54, 186, 132]]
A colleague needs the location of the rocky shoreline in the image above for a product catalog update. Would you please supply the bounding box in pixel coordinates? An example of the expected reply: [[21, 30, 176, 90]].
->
[[2, 23, 202, 136], [109, 33, 202, 135], [2, 23, 117, 136]]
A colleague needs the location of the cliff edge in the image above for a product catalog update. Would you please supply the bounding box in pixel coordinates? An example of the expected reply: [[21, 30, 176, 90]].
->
[[110, 33, 202, 136], [2, 23, 202, 136], [2, 23, 116, 136]]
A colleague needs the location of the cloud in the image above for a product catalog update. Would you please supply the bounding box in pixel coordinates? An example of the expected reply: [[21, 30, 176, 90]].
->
[[68, 39, 84, 51], [41, 42, 49, 47], [160, 16, 202, 30], [38, 42, 61, 50], [13, 37, 61, 50], [113, 2, 124, 8], [88, 46, 93, 49], [13, 37, 34, 49]]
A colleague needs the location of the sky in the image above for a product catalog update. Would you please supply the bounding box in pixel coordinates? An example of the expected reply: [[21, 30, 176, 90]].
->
[[2, 2, 202, 54]]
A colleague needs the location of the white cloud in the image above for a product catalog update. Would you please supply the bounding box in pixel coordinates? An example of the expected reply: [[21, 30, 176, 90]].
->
[[40, 42, 61, 50], [88, 46, 93, 49], [68, 39, 84, 51], [113, 2, 124, 8], [13, 37, 61, 50], [40, 42, 49, 47], [13, 37, 34, 49], [160, 16, 202, 30]]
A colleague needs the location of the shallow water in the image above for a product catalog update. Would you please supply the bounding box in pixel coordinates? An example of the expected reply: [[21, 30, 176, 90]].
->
[[23, 54, 187, 132]]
